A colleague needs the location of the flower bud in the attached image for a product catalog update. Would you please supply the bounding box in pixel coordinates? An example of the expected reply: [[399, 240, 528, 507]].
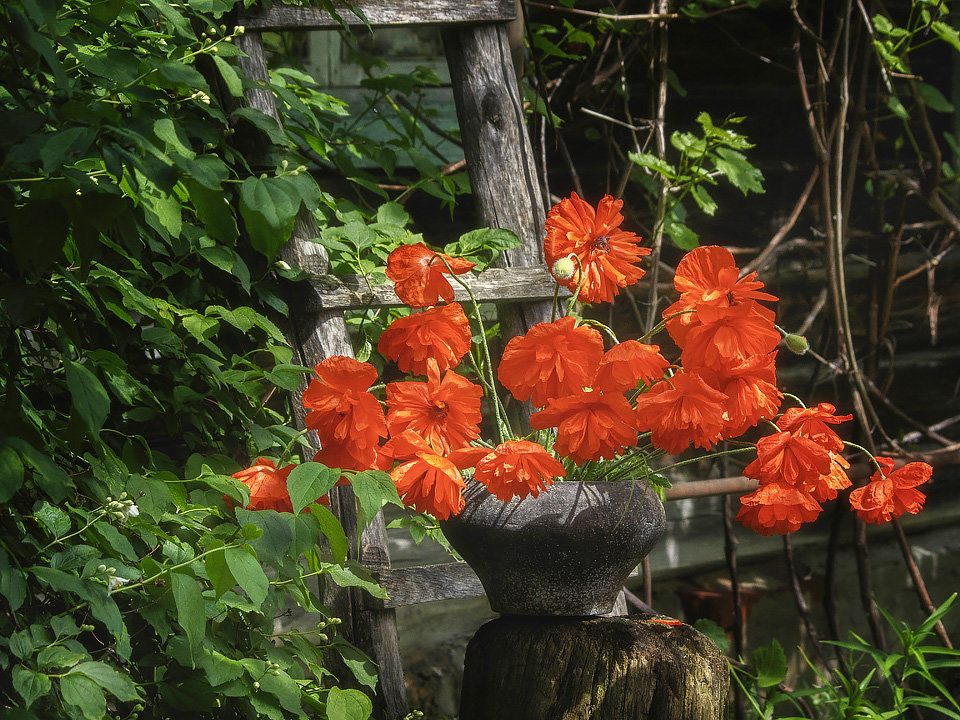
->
[[783, 333, 809, 355], [551, 256, 577, 281], [253, 681, 260, 690]]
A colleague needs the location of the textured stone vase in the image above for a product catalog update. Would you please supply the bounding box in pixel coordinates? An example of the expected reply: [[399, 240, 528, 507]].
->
[[440, 479, 666, 616]]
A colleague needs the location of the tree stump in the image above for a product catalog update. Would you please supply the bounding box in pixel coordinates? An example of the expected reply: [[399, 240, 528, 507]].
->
[[458, 616, 728, 720]]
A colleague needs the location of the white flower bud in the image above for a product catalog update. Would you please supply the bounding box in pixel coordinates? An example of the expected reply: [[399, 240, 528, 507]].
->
[[551, 256, 577, 281]]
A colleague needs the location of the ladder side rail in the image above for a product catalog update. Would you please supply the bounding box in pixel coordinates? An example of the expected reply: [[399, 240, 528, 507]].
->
[[235, 30, 408, 719]]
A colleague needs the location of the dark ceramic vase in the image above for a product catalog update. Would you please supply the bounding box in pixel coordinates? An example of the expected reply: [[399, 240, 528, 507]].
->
[[440, 479, 666, 616]]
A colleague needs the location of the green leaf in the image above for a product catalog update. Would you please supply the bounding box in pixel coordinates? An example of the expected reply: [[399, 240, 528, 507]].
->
[[186, 179, 238, 242], [212, 55, 243, 97], [258, 668, 302, 714], [12, 667, 51, 709], [35, 501, 71, 537], [693, 618, 730, 652], [224, 546, 268, 608], [235, 508, 293, 565], [917, 82, 954, 113], [69, 662, 140, 702], [887, 94, 910, 121], [690, 185, 717, 216], [331, 638, 378, 690], [326, 687, 373, 720], [59, 673, 106, 720], [65, 360, 110, 434], [287, 462, 337, 514], [37, 646, 85, 671], [311, 504, 348, 565], [204, 546, 235, 599], [350, 470, 403, 527], [326, 560, 387, 600], [170, 573, 205, 663], [713, 147, 764, 195], [663, 217, 699, 250], [198, 649, 245, 686], [239, 176, 301, 259], [0, 445, 24, 502], [751, 638, 787, 688], [153, 118, 195, 160], [0, 552, 28, 611]]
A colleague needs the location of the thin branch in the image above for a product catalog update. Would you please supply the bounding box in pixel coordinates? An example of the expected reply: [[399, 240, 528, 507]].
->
[[892, 518, 954, 649], [524, 1, 677, 22]]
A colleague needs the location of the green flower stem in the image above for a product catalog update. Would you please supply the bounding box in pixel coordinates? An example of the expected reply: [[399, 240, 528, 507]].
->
[[780, 392, 807, 409], [435, 255, 513, 443], [639, 309, 695, 342], [41, 510, 108, 552], [551, 282, 561, 322], [278, 428, 311, 466], [843, 441, 884, 473], [566, 254, 586, 315], [656, 446, 755, 474], [111, 543, 242, 595], [578, 318, 619, 344]]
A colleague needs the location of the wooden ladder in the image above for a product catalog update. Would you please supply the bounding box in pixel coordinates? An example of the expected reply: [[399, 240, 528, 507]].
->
[[235, 2, 559, 716]]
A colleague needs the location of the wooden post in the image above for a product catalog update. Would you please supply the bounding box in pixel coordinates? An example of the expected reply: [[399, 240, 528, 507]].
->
[[443, 22, 556, 335], [458, 617, 729, 720]]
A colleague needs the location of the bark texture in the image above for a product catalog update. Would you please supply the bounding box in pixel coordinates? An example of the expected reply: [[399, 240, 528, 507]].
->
[[459, 616, 728, 720]]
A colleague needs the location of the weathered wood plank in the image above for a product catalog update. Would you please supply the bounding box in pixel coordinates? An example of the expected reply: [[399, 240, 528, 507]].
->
[[235, 30, 408, 719], [299, 265, 567, 311], [368, 562, 485, 609], [443, 22, 557, 339], [240, 0, 515, 31]]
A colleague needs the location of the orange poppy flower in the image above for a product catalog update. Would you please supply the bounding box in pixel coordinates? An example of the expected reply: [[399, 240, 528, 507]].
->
[[664, 245, 777, 342], [736, 482, 822, 535], [743, 431, 833, 488], [391, 452, 466, 520], [592, 340, 670, 394], [302, 356, 387, 470], [231, 458, 296, 513], [543, 193, 650, 303], [849, 458, 930, 524], [385, 243, 475, 308], [473, 440, 567, 501], [804, 453, 852, 502], [530, 390, 638, 465], [673, 245, 777, 308], [377, 303, 472, 377], [497, 316, 604, 407], [676, 302, 781, 368], [634, 371, 728, 455], [776, 402, 852, 454], [705, 352, 782, 438], [386, 360, 483, 455]]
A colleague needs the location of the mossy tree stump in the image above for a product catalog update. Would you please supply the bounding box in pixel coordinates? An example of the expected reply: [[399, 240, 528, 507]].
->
[[458, 616, 728, 720]]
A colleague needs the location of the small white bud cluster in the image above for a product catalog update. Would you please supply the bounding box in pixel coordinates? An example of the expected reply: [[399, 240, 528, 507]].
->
[[106, 492, 139, 522]]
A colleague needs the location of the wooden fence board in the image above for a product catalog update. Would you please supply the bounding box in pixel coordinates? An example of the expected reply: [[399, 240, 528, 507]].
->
[[299, 265, 567, 311], [241, 0, 515, 31]]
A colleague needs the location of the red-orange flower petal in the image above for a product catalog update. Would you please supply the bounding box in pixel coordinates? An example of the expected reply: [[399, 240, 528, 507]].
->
[[673, 245, 777, 306], [497, 316, 604, 407], [805, 453, 852, 503], [386, 360, 483, 454], [593, 340, 670, 394], [303, 356, 387, 470], [473, 440, 566, 501], [677, 302, 781, 368], [391, 452, 465, 520], [634, 371, 729, 455], [377, 303, 472, 376], [386, 243, 475, 308], [736, 482, 822, 535], [231, 458, 296, 513], [776, 402, 853, 454], [530, 390, 638, 465], [743, 431, 833, 488], [544, 193, 650, 304], [849, 459, 930, 524], [704, 352, 782, 438]]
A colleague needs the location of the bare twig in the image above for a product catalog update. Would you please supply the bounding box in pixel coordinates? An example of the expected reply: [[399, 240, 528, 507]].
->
[[524, 1, 677, 22], [892, 519, 954, 649]]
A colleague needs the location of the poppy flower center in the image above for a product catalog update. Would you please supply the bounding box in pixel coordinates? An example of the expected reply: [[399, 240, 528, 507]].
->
[[592, 234, 610, 251], [432, 401, 449, 419]]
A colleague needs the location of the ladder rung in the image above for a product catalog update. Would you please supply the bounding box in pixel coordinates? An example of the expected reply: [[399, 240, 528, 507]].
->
[[368, 562, 484, 609], [240, 0, 515, 31], [300, 266, 567, 311]]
